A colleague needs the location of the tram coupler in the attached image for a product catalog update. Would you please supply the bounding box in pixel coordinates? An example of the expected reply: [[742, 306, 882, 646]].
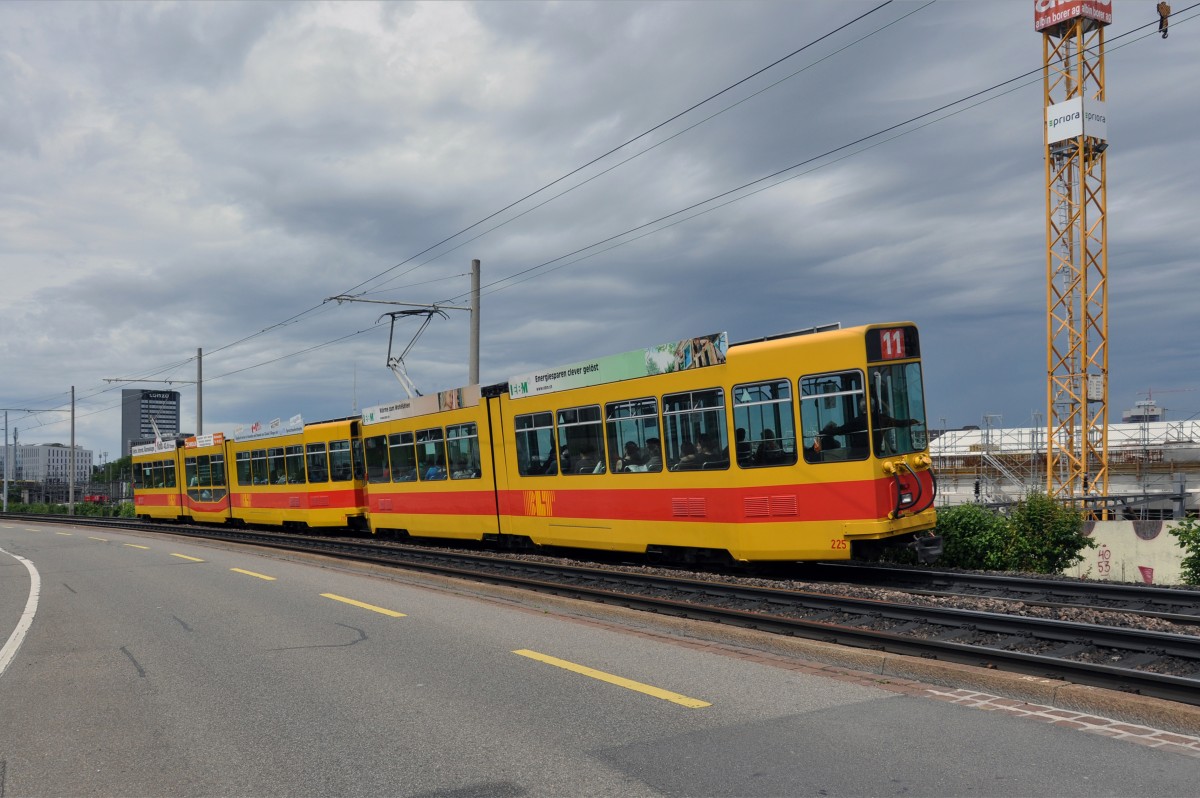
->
[[909, 532, 943, 564]]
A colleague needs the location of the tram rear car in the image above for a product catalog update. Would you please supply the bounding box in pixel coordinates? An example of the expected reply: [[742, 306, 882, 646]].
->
[[131, 439, 185, 521]]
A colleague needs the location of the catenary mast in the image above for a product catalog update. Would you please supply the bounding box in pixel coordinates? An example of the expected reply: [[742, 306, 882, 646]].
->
[[1036, 0, 1111, 512]]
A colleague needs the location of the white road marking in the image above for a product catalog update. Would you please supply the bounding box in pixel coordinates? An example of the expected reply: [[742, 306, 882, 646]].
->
[[0, 546, 41, 680]]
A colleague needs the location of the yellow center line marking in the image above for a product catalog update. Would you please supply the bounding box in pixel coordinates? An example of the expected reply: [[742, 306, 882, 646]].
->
[[320, 593, 406, 617], [170, 553, 205, 562], [513, 649, 711, 708], [88, 537, 109, 542], [231, 568, 276, 581], [56, 532, 73, 536], [123, 544, 150, 549]]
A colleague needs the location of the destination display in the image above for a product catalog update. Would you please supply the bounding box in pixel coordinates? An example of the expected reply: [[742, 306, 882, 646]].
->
[[508, 332, 728, 399]]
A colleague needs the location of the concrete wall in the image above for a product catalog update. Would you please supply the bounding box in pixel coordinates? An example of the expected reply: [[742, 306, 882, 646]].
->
[[1066, 520, 1190, 585]]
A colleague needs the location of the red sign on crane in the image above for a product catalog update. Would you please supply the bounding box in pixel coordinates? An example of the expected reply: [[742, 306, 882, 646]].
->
[[1034, 0, 1112, 32]]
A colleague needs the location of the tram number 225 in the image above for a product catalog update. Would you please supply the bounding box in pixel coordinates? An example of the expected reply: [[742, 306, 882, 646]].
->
[[830, 539, 848, 550]]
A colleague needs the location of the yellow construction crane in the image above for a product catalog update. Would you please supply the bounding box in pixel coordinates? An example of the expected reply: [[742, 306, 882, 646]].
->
[[1036, 0, 1112, 514]]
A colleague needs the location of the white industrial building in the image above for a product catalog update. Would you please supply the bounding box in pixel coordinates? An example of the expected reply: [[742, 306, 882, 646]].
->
[[1, 443, 94, 486], [931, 406, 1199, 518]]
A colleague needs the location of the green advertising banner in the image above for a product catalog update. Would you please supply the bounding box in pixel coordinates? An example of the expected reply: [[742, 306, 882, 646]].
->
[[508, 332, 727, 399]]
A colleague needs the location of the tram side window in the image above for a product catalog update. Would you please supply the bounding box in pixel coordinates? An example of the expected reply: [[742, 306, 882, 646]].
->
[[163, 459, 177, 488], [605, 398, 662, 473], [267, 447, 287, 484], [800, 371, 867, 463], [284, 446, 304, 484], [733, 380, 798, 468], [251, 449, 269, 485], [662, 388, 729, 471], [415, 428, 447, 481], [557, 406, 605, 475], [211, 454, 226, 487], [389, 432, 417, 482], [363, 435, 390, 484], [185, 457, 198, 487], [515, 412, 557, 476], [447, 423, 481, 479], [133, 463, 145, 490], [306, 443, 329, 483], [330, 440, 354, 482], [196, 455, 212, 487], [236, 451, 252, 485]]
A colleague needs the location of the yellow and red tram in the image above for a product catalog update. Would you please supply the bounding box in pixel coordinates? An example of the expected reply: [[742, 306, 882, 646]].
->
[[131, 438, 185, 521], [227, 417, 368, 530], [488, 323, 936, 561], [132, 322, 939, 562], [182, 433, 230, 524], [361, 388, 500, 541]]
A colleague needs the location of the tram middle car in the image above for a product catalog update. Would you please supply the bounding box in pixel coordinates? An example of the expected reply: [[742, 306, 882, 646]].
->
[[132, 322, 939, 562]]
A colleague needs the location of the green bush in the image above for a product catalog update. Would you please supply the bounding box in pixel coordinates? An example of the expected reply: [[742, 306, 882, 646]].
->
[[933, 493, 1093, 574], [935, 503, 1013, 570], [1006, 493, 1092, 573], [1169, 517, 1200, 586]]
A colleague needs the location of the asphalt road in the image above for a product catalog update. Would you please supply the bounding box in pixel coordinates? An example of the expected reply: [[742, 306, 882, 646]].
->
[[0, 519, 1196, 797]]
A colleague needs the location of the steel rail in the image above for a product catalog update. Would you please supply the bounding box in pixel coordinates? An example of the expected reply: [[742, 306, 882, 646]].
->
[[802, 561, 1200, 622]]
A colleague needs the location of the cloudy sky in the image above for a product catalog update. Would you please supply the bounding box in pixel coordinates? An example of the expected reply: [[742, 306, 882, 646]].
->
[[2, 0, 1197, 460]]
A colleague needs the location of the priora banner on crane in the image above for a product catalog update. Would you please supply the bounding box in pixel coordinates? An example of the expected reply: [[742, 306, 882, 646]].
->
[[1046, 98, 1108, 144]]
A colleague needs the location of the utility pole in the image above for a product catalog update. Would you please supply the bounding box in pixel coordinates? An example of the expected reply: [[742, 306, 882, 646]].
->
[[105, 348, 202, 435], [469, 259, 481, 385], [70, 386, 75, 515]]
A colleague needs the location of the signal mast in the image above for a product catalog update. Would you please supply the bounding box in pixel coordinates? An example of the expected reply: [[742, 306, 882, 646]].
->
[[1036, 0, 1111, 512]]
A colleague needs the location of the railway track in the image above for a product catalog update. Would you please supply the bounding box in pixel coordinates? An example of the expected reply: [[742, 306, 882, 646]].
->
[[798, 561, 1200, 624], [7, 513, 1200, 706]]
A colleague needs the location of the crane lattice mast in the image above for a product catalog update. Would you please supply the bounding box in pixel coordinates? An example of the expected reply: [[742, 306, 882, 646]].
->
[[1036, 0, 1111, 514]]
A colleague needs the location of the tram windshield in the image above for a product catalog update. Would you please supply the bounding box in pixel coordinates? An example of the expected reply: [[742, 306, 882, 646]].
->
[[867, 362, 927, 456]]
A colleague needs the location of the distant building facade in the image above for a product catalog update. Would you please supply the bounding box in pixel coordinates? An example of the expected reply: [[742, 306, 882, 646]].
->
[[2, 443, 94, 484], [121, 389, 181, 456]]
